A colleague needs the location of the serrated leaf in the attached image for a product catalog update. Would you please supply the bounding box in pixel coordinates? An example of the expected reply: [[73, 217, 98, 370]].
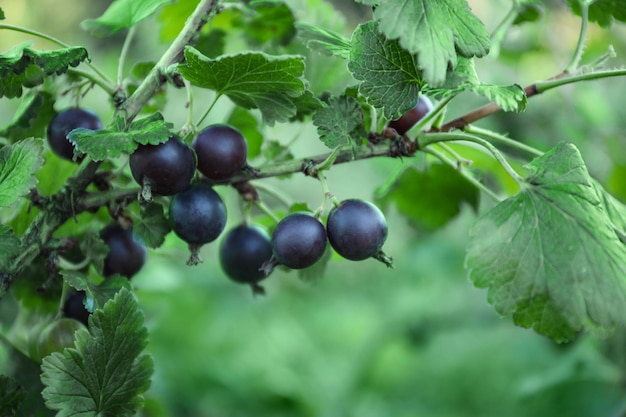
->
[[0, 91, 56, 142], [69, 113, 172, 161], [356, 0, 490, 86], [376, 163, 479, 232], [0, 226, 19, 274], [0, 375, 26, 417], [0, 46, 89, 98], [41, 288, 153, 416], [566, 0, 626, 27], [82, 0, 174, 37], [312, 95, 364, 148], [79, 230, 110, 275], [133, 203, 171, 248], [61, 270, 131, 310], [228, 108, 264, 159], [297, 22, 351, 59], [0, 138, 44, 207], [290, 90, 324, 122], [426, 57, 527, 112], [179, 47, 306, 125], [466, 142, 626, 342], [195, 29, 227, 59], [348, 22, 423, 120]]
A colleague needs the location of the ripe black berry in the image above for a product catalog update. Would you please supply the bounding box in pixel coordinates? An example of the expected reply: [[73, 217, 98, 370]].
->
[[272, 213, 327, 269], [63, 290, 91, 327], [220, 224, 273, 293], [169, 184, 227, 264], [326, 199, 387, 261], [388, 95, 433, 135], [129, 136, 196, 197], [47, 108, 102, 161], [101, 224, 147, 278], [192, 125, 248, 179]]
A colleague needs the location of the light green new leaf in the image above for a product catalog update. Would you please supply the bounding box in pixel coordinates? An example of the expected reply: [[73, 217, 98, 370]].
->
[[566, 0, 626, 27], [69, 113, 172, 161], [61, 270, 131, 311], [0, 226, 20, 272], [41, 289, 153, 417], [348, 22, 422, 120], [312, 95, 364, 148], [82, 0, 174, 37], [466, 143, 626, 342], [0, 138, 44, 207], [376, 163, 479, 232], [179, 47, 306, 125], [133, 203, 171, 248], [426, 57, 526, 112], [355, 0, 490, 86], [0, 376, 26, 417], [296, 22, 351, 59]]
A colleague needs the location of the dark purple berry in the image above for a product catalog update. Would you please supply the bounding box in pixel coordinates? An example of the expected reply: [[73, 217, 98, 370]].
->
[[192, 125, 248, 179], [220, 224, 273, 287], [326, 199, 387, 261], [169, 184, 227, 245], [47, 108, 102, 161], [129, 136, 196, 196], [101, 224, 147, 278], [63, 290, 91, 327], [272, 213, 327, 269], [388, 95, 433, 135]]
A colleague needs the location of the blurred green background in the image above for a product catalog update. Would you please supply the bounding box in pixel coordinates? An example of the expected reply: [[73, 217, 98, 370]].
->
[[2, 0, 626, 416]]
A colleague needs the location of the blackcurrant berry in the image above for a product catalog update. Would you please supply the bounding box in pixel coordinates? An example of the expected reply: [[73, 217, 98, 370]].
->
[[192, 125, 248, 179], [326, 199, 388, 261], [46, 108, 102, 161], [63, 290, 91, 327], [388, 95, 433, 135], [272, 213, 327, 269], [220, 224, 273, 292], [101, 224, 147, 278], [129, 136, 196, 197], [169, 184, 227, 264]]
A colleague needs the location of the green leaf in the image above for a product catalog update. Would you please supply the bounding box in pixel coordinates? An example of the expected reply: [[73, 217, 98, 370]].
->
[[0, 46, 89, 98], [82, 0, 175, 37], [227, 108, 264, 159], [69, 113, 172, 161], [0, 138, 44, 207], [513, 2, 543, 25], [244, 3, 296, 46], [0, 376, 26, 417], [297, 22, 351, 59], [0, 226, 19, 275], [348, 22, 423, 120], [566, 0, 626, 27], [375, 163, 479, 232], [0, 91, 56, 142], [133, 203, 171, 249], [179, 47, 306, 125], [426, 57, 527, 112], [466, 143, 626, 342], [61, 270, 131, 311], [290, 90, 324, 122], [41, 288, 153, 416], [79, 230, 110, 275], [312, 95, 365, 148], [263, 140, 294, 164], [0, 8, 5, 20], [195, 29, 227, 59], [355, 0, 490, 86]]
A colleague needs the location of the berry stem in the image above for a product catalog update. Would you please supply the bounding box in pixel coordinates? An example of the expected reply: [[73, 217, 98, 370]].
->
[[116, 26, 137, 90], [66, 68, 117, 96], [254, 200, 281, 224], [407, 94, 454, 137], [196, 93, 223, 127], [464, 125, 544, 157], [488, 1, 521, 59]]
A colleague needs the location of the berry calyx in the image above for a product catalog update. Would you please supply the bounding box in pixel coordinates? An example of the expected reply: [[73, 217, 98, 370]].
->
[[169, 184, 227, 265], [388, 95, 433, 136], [219, 224, 273, 294], [101, 224, 147, 278], [192, 124, 248, 179], [129, 136, 196, 199], [271, 212, 327, 269], [46, 108, 102, 161], [326, 199, 389, 262]]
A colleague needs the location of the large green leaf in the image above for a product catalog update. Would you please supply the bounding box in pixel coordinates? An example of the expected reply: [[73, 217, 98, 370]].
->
[[0, 91, 56, 142], [61, 270, 132, 311], [179, 47, 306, 125], [566, 0, 626, 27], [348, 22, 422, 120], [466, 143, 626, 342], [133, 203, 171, 249], [296, 22, 351, 59], [41, 289, 153, 417], [312, 95, 365, 148], [82, 0, 175, 37], [355, 0, 490, 86], [0, 138, 44, 207]]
